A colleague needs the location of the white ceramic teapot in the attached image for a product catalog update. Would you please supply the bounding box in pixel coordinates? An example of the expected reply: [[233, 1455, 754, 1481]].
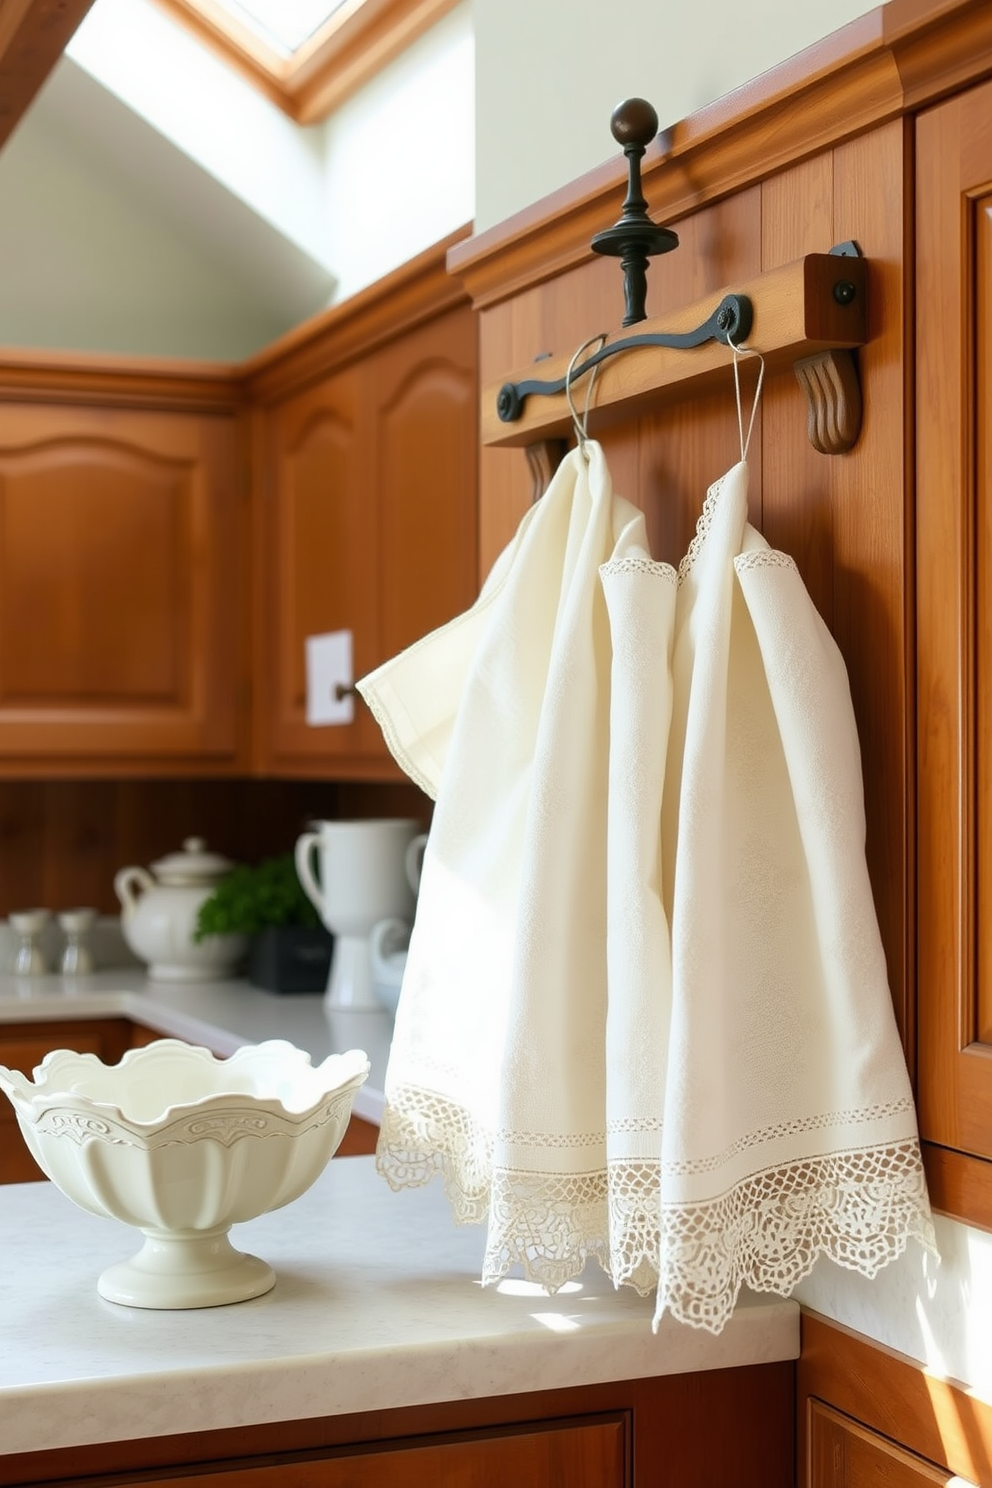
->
[[114, 837, 247, 982]]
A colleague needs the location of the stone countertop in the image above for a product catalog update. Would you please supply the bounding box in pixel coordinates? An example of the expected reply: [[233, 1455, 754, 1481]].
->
[[0, 1155, 800, 1457], [0, 970, 391, 1124]]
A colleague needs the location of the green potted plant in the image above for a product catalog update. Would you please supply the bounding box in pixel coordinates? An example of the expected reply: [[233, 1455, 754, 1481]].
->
[[193, 854, 332, 994]]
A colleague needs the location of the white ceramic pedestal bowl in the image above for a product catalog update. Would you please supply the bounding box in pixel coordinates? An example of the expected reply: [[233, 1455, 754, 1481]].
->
[[0, 1039, 370, 1310]]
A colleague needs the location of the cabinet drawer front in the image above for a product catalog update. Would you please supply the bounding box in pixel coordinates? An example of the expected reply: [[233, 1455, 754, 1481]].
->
[[113, 1418, 627, 1488], [810, 1401, 973, 1488]]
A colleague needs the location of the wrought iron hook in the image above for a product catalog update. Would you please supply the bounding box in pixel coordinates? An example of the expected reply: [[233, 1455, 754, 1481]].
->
[[495, 293, 753, 425]]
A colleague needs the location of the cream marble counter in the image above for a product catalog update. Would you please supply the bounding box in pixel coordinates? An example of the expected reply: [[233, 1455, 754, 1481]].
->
[[0, 1154, 800, 1457], [0, 970, 390, 1124]]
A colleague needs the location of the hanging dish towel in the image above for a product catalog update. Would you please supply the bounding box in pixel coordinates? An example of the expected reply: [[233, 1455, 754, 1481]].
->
[[652, 458, 934, 1331], [358, 441, 934, 1335]]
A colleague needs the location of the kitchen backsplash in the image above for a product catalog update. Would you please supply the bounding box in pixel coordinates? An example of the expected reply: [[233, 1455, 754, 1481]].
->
[[0, 778, 431, 919]]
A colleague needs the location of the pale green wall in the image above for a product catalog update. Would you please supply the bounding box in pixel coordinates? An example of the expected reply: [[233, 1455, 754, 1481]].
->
[[0, 102, 293, 359], [472, 0, 879, 231]]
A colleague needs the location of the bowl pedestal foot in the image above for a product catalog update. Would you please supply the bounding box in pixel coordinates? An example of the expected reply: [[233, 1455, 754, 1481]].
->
[[97, 1226, 275, 1309]]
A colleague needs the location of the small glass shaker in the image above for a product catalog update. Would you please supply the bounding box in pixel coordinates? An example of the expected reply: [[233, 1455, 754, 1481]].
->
[[9, 909, 51, 976], [58, 908, 97, 976]]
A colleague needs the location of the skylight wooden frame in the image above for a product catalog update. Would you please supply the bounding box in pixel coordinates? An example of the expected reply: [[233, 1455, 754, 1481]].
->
[[151, 0, 463, 121]]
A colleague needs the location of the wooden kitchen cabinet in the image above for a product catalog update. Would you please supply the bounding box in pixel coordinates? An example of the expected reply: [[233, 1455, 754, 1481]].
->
[[916, 76, 992, 1223], [799, 1316, 984, 1488], [251, 239, 477, 778], [0, 1365, 794, 1488], [0, 1016, 134, 1181], [808, 1402, 959, 1488], [0, 1018, 379, 1180], [80, 1417, 626, 1487], [0, 398, 246, 774]]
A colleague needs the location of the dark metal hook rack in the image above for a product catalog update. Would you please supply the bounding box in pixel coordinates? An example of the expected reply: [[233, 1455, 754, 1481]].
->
[[495, 293, 753, 425], [484, 99, 868, 477]]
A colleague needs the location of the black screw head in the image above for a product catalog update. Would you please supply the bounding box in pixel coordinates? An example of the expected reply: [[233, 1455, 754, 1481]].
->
[[833, 280, 857, 305]]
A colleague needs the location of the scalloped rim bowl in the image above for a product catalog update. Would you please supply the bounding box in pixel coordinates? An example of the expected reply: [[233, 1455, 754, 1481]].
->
[[0, 1039, 370, 1310]]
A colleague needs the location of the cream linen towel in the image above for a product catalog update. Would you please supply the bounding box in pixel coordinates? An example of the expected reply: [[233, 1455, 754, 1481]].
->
[[653, 460, 933, 1331], [359, 441, 673, 1287], [359, 442, 935, 1335]]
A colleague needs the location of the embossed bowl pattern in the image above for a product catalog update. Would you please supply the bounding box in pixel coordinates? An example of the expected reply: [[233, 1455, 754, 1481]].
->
[[0, 1039, 370, 1309]]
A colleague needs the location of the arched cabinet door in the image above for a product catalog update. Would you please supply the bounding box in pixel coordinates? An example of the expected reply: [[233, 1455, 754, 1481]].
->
[[257, 303, 478, 779], [373, 306, 478, 663], [0, 403, 242, 771], [258, 365, 385, 772]]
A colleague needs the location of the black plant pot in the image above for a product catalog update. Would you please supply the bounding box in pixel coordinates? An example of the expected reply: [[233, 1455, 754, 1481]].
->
[[247, 925, 333, 995]]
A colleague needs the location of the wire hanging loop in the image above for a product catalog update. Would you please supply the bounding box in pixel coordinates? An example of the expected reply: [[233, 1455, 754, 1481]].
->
[[728, 328, 766, 463], [565, 332, 609, 450]]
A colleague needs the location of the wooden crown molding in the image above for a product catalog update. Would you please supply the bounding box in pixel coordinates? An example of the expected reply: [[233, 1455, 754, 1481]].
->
[[0, 0, 95, 152], [0, 346, 244, 411], [448, 0, 992, 309], [150, 0, 462, 122]]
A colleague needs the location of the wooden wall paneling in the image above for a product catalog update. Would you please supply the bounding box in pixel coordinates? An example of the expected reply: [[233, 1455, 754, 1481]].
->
[[799, 1313, 991, 1488], [39, 779, 120, 913], [0, 779, 363, 917], [613, 188, 763, 570], [830, 120, 914, 1053], [759, 154, 836, 628], [977, 186, 992, 1052], [916, 78, 992, 1176], [473, 189, 765, 576], [0, 781, 46, 912]]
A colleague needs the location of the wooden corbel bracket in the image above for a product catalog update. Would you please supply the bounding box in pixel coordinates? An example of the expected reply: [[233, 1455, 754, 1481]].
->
[[484, 249, 868, 496]]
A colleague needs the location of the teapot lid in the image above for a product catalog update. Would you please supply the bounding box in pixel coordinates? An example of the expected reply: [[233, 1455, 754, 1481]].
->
[[150, 837, 235, 885]]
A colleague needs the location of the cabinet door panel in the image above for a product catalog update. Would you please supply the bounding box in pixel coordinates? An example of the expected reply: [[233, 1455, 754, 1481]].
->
[[809, 1401, 965, 1488], [917, 79, 992, 1172], [262, 370, 383, 770], [113, 1418, 626, 1487], [0, 405, 240, 764], [257, 303, 477, 779], [374, 306, 478, 661]]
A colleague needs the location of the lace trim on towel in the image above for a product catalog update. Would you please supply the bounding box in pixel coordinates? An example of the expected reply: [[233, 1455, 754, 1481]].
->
[[662, 1097, 918, 1178], [377, 1089, 936, 1334], [599, 555, 677, 582], [658, 1140, 937, 1335], [734, 549, 798, 575], [677, 473, 725, 586]]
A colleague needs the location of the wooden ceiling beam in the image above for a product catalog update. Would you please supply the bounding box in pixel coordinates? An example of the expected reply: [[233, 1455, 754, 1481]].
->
[[0, 0, 95, 151]]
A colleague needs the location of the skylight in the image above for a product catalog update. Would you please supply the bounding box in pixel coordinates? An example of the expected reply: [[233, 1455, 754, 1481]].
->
[[210, 0, 350, 58], [153, 0, 463, 122]]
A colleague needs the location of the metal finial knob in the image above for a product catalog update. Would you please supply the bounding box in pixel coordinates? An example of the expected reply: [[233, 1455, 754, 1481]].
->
[[591, 97, 678, 327], [609, 97, 659, 149]]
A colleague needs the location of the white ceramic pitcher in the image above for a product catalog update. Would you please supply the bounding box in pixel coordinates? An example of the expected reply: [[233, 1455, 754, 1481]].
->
[[294, 819, 426, 1009]]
